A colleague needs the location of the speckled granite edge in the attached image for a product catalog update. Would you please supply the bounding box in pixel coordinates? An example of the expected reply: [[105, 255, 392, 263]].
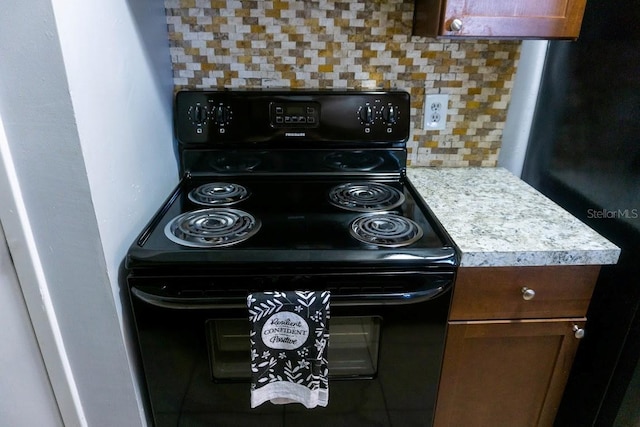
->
[[407, 167, 621, 267]]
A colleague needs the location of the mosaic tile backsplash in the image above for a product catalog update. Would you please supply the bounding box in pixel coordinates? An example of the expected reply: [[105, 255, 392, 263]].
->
[[165, 0, 521, 167]]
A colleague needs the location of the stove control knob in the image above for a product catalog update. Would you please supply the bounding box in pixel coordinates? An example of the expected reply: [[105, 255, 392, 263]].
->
[[213, 104, 232, 125], [382, 105, 398, 124], [189, 104, 208, 125], [359, 105, 375, 125]]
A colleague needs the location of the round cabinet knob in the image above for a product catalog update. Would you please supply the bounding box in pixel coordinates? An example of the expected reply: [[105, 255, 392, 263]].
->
[[450, 18, 463, 32], [521, 287, 536, 301], [573, 324, 585, 339]]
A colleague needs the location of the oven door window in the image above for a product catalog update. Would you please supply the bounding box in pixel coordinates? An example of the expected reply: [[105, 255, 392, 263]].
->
[[207, 316, 382, 381]]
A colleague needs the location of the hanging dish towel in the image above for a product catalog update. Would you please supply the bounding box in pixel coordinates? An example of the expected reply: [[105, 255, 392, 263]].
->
[[247, 290, 330, 409]]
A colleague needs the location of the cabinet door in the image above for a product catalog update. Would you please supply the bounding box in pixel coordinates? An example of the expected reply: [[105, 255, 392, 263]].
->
[[434, 319, 585, 427], [415, 0, 587, 39]]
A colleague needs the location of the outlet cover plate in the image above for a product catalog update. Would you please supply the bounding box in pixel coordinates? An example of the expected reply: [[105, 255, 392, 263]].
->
[[424, 94, 449, 131]]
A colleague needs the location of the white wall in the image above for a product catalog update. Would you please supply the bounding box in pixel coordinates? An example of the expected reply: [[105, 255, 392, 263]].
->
[[0, 198, 61, 425], [499, 40, 549, 176], [0, 0, 176, 425], [51, 0, 178, 312]]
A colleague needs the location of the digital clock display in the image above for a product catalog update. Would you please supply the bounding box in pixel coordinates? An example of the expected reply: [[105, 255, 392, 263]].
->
[[285, 105, 305, 115]]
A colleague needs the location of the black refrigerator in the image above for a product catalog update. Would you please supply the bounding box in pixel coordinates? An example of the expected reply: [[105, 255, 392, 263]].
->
[[521, 1, 640, 425]]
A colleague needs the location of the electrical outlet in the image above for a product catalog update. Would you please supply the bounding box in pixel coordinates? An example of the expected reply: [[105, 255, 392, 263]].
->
[[423, 94, 449, 131]]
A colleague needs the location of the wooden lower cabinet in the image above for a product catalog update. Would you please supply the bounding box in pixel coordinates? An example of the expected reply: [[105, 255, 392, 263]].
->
[[434, 318, 585, 427], [433, 266, 599, 427]]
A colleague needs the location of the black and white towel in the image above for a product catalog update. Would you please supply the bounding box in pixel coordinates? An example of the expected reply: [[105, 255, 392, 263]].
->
[[247, 290, 330, 409]]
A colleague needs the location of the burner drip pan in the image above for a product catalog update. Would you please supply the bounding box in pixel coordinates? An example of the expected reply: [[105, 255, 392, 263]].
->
[[350, 213, 423, 248], [165, 208, 260, 248], [329, 182, 405, 212]]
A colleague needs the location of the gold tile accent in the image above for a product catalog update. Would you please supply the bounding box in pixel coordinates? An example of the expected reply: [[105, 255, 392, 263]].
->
[[165, 0, 521, 167]]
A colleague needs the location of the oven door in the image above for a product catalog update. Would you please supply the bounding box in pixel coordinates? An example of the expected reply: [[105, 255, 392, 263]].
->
[[129, 274, 452, 427]]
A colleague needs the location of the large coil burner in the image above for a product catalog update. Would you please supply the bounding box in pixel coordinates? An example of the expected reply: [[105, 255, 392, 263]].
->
[[164, 208, 260, 248]]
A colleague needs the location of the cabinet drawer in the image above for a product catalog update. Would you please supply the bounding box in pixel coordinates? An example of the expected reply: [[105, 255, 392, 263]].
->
[[450, 266, 600, 320]]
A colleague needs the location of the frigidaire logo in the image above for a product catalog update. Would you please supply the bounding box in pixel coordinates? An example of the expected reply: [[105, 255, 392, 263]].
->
[[285, 132, 306, 137]]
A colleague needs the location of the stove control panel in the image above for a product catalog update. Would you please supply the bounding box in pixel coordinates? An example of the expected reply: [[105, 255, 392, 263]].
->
[[269, 102, 320, 128], [175, 90, 410, 146]]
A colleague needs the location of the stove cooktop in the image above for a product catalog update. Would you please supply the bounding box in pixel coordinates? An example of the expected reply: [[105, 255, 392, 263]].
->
[[126, 176, 458, 270]]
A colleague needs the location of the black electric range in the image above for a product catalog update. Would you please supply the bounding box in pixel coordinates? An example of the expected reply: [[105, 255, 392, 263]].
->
[[125, 90, 459, 427]]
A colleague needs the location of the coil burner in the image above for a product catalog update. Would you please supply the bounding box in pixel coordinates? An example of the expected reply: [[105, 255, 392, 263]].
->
[[165, 208, 260, 248], [328, 182, 405, 212], [188, 182, 250, 206], [350, 213, 423, 248]]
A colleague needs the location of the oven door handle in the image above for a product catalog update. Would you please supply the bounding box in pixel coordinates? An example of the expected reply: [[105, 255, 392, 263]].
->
[[335, 280, 451, 306], [131, 280, 452, 310]]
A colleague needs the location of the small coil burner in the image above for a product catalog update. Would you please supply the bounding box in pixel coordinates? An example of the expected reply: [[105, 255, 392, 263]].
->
[[328, 182, 405, 212], [188, 182, 249, 206], [165, 208, 260, 248], [350, 213, 424, 248]]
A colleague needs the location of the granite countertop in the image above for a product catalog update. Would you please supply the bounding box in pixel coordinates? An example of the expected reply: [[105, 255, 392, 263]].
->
[[407, 167, 621, 267]]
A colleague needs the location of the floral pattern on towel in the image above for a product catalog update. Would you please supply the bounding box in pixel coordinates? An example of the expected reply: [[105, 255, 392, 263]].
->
[[248, 291, 330, 401]]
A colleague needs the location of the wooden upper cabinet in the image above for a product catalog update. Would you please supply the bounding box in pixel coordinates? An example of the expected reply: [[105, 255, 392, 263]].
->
[[414, 0, 588, 39]]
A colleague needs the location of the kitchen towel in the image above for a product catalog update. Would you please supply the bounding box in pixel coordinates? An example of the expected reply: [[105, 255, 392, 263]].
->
[[247, 290, 330, 409]]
